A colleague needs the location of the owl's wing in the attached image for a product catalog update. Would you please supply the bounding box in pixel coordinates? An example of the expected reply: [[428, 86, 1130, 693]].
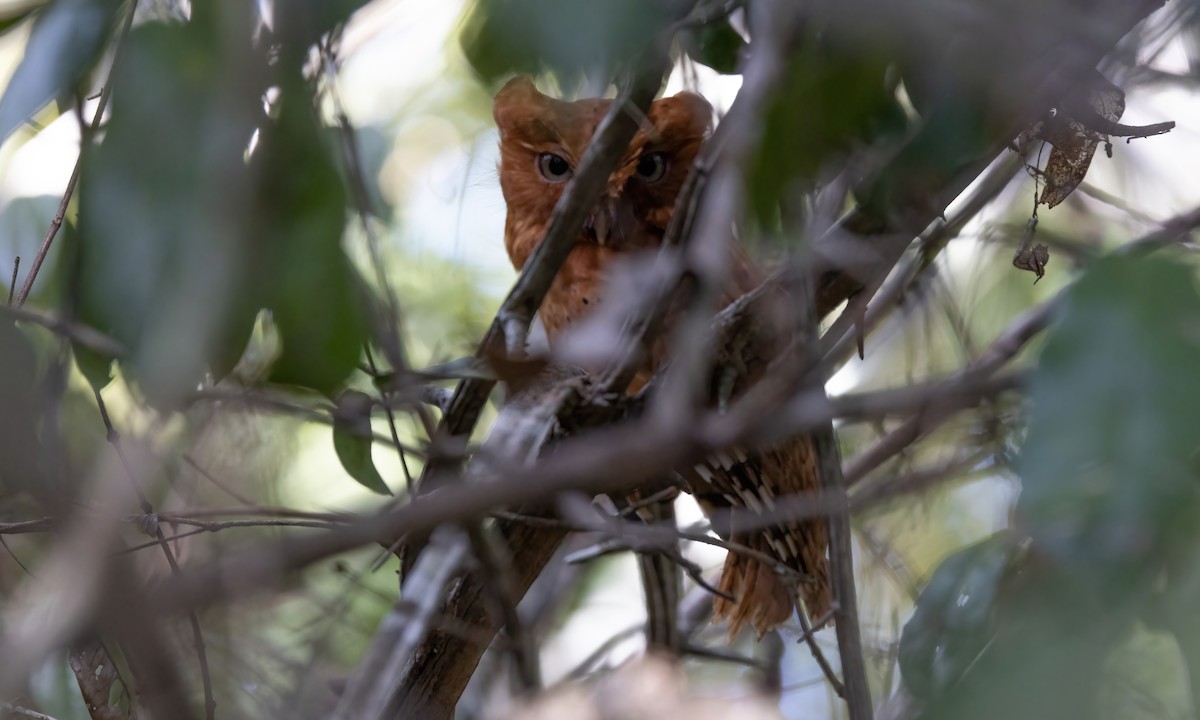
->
[[685, 438, 832, 637]]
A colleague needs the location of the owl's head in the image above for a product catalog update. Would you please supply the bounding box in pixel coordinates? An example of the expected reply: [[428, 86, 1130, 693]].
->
[[493, 76, 712, 266]]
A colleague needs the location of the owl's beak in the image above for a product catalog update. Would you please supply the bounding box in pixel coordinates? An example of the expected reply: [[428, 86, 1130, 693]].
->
[[586, 196, 635, 247]]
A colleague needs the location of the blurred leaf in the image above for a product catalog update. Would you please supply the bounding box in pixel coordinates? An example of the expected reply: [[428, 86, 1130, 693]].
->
[[333, 390, 391, 495], [0, 0, 46, 36], [900, 532, 1018, 701], [78, 19, 263, 406], [208, 302, 259, 383], [748, 39, 907, 225], [255, 80, 369, 396], [1017, 253, 1200, 605], [326, 124, 392, 219], [0, 321, 43, 498], [914, 556, 1127, 720], [682, 20, 745, 74], [460, 0, 673, 83], [0, 195, 60, 297], [73, 343, 113, 391], [0, 0, 121, 144], [271, 0, 374, 66], [910, 254, 1200, 720]]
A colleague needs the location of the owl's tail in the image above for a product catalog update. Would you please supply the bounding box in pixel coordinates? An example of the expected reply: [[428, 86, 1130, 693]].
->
[[713, 532, 833, 638]]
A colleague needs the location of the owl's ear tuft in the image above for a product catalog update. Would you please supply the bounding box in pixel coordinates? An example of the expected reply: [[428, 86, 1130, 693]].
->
[[653, 91, 714, 138], [493, 75, 546, 137]]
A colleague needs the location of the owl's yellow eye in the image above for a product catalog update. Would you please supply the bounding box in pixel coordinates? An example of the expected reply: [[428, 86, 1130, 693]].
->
[[635, 152, 667, 182], [537, 153, 571, 182]]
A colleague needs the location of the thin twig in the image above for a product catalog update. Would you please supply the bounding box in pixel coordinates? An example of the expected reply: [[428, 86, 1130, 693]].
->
[[94, 389, 218, 720], [797, 605, 845, 697], [14, 0, 138, 307], [0, 304, 126, 356], [0, 702, 59, 720], [7, 256, 18, 305], [562, 624, 643, 682], [152, 363, 1026, 617], [186, 386, 420, 453], [180, 454, 256, 506], [320, 39, 411, 375], [0, 536, 35, 576], [0, 518, 55, 534], [366, 346, 415, 493]]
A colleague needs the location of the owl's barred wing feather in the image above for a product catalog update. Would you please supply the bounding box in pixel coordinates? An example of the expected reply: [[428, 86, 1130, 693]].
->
[[687, 439, 832, 638]]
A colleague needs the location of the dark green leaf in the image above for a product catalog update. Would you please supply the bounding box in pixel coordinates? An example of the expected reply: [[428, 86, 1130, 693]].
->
[[748, 39, 907, 226], [332, 390, 391, 495], [73, 343, 113, 391], [271, 0, 374, 66], [1017, 254, 1200, 605], [77, 20, 263, 406], [911, 254, 1200, 720], [0, 0, 47, 37], [0, 321, 43, 498], [682, 20, 745, 74], [256, 79, 369, 396], [460, 0, 673, 83], [0, 195, 60, 301], [900, 532, 1017, 701], [0, 0, 121, 144], [914, 557, 1126, 720]]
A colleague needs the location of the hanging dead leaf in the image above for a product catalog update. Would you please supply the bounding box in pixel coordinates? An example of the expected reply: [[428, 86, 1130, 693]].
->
[[1013, 242, 1050, 280], [1018, 71, 1126, 208]]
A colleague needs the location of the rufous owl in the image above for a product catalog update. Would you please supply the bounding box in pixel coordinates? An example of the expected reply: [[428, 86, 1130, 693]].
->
[[493, 76, 831, 637]]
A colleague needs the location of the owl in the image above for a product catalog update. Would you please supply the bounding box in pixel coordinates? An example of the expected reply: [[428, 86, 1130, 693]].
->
[[493, 76, 831, 637]]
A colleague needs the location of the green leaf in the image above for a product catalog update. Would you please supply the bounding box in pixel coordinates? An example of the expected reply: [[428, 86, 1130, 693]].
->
[[0, 195, 60, 301], [913, 559, 1126, 720], [332, 390, 391, 495], [748, 38, 907, 226], [77, 20, 262, 406], [0, 321, 43, 498], [908, 254, 1200, 720], [682, 21, 745, 74], [271, 0, 375, 66], [900, 532, 1017, 701], [1016, 253, 1200, 605], [255, 79, 369, 396], [0, 0, 121, 144], [0, 0, 47, 37], [460, 0, 673, 83], [73, 343, 113, 391]]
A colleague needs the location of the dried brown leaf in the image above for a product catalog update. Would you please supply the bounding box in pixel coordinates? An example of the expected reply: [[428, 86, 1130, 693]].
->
[[1023, 73, 1126, 208], [1013, 243, 1050, 280]]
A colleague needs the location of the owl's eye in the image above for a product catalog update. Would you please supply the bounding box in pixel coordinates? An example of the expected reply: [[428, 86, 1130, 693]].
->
[[537, 153, 572, 182], [635, 152, 667, 183]]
